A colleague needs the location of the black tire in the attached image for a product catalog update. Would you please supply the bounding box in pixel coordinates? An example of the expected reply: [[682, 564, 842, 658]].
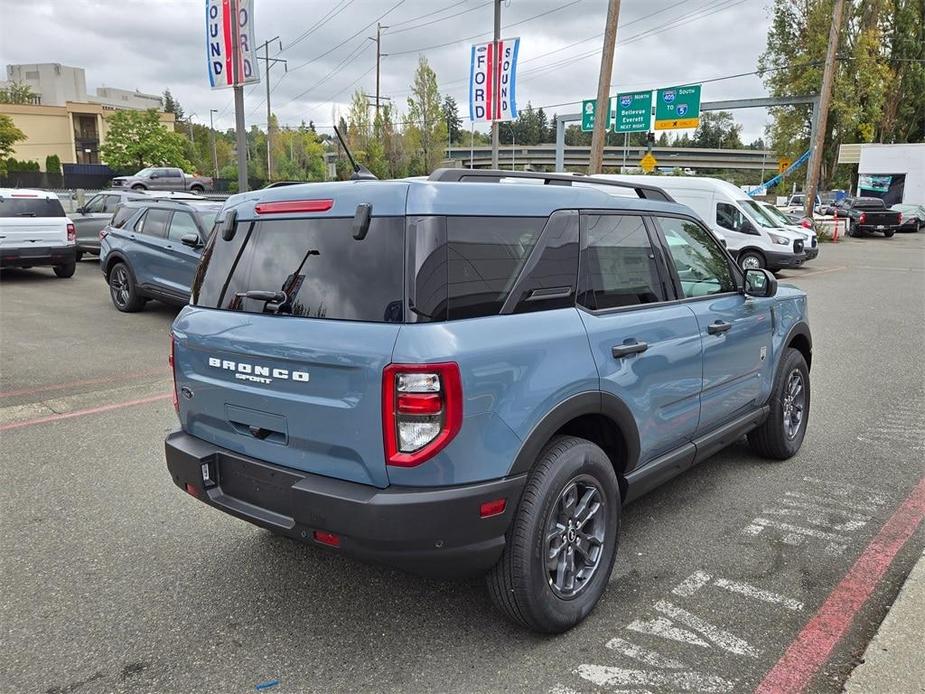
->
[[108, 261, 145, 312], [487, 436, 620, 633], [883, 229, 895, 238], [738, 250, 765, 271], [847, 222, 858, 237], [748, 347, 810, 460], [131, 184, 146, 191], [75, 251, 84, 262], [190, 185, 204, 194], [53, 262, 76, 278]]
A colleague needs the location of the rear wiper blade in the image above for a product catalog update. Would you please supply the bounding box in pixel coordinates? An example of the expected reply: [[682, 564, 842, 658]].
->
[[16, 213, 36, 217], [235, 290, 286, 303]]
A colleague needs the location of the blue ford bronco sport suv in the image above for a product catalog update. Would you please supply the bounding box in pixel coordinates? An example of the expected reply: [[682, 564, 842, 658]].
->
[[165, 169, 812, 633]]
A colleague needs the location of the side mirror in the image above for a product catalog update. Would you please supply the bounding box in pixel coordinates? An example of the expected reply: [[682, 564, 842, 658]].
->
[[719, 238, 728, 248], [76, 206, 86, 214], [743, 268, 778, 298], [149, 173, 159, 179], [180, 233, 202, 249]]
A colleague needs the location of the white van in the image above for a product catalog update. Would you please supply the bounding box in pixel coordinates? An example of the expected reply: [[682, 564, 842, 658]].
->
[[587, 175, 809, 272], [0, 189, 77, 277]]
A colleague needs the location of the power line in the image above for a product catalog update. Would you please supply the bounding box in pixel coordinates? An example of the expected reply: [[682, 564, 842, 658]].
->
[[285, 0, 356, 52], [385, 1, 494, 36]]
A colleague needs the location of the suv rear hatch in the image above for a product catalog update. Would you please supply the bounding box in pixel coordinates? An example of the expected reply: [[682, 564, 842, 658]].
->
[[0, 194, 68, 248], [173, 192, 407, 488]]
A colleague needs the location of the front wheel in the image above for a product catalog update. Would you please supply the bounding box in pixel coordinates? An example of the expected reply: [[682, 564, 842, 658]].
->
[[131, 184, 146, 191], [738, 250, 765, 271], [487, 436, 620, 633], [748, 347, 810, 459], [53, 262, 76, 278]]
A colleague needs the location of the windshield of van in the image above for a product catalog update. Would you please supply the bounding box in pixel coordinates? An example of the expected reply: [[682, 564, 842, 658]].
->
[[759, 203, 793, 226], [741, 199, 784, 228], [191, 216, 404, 322]]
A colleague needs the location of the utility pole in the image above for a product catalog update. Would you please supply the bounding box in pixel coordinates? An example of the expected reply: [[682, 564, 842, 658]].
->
[[368, 23, 389, 115], [257, 36, 287, 182], [209, 108, 219, 179], [186, 114, 196, 146], [230, 0, 248, 193], [803, 0, 845, 219], [589, 0, 621, 174], [490, 0, 501, 169]]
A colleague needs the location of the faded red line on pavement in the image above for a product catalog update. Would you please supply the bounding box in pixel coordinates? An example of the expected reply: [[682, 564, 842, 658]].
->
[[0, 369, 167, 399], [0, 393, 171, 432], [755, 475, 925, 694]]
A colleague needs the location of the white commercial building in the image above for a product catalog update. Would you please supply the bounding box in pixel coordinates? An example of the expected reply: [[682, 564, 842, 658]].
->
[[839, 143, 925, 205], [4, 63, 163, 112]]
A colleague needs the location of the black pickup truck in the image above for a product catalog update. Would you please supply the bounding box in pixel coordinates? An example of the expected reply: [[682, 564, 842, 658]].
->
[[830, 197, 903, 237]]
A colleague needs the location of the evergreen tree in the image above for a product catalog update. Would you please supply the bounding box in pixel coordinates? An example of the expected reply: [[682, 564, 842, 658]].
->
[[162, 89, 184, 120], [406, 56, 447, 175], [441, 95, 462, 145]]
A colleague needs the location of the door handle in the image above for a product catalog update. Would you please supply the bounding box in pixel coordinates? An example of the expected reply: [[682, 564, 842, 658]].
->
[[708, 320, 732, 335], [612, 341, 649, 358]]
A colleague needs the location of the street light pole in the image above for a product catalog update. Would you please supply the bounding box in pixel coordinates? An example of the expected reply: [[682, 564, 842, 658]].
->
[[490, 0, 501, 169], [209, 108, 219, 179]]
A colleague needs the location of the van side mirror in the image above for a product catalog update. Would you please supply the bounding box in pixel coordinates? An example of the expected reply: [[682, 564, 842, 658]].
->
[[180, 233, 202, 249], [743, 268, 777, 298]]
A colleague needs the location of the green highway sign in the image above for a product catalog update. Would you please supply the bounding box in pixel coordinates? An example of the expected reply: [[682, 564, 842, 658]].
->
[[612, 91, 652, 133], [581, 99, 598, 132], [654, 84, 701, 130]]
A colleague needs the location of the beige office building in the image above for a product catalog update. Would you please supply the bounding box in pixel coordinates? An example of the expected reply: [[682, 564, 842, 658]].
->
[[1, 63, 175, 170]]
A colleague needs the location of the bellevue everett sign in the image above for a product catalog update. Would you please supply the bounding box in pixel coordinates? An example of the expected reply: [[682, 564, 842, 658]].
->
[[580, 84, 702, 133]]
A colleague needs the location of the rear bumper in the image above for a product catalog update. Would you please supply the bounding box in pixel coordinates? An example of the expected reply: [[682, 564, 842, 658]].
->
[[1, 245, 76, 268], [164, 430, 525, 577]]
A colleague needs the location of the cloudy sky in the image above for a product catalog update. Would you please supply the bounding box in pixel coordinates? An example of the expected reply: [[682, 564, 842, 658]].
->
[[0, 0, 776, 142]]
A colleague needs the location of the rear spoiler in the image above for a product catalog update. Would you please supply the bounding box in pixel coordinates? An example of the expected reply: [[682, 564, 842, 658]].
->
[[428, 168, 675, 203]]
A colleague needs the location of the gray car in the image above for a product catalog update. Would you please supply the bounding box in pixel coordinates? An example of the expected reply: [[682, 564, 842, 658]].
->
[[72, 190, 150, 260]]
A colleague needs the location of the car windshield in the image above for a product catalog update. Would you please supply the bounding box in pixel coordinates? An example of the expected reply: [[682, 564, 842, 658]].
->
[[741, 199, 783, 228], [760, 203, 793, 226], [136, 168, 154, 177]]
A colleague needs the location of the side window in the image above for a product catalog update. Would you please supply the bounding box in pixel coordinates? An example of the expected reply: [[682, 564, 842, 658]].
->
[[578, 214, 665, 310], [445, 216, 543, 320], [716, 202, 748, 232], [168, 211, 199, 242], [112, 205, 137, 229], [407, 216, 448, 323], [164, 168, 181, 178], [84, 195, 105, 213], [137, 208, 171, 238], [102, 195, 122, 213], [657, 216, 736, 298]]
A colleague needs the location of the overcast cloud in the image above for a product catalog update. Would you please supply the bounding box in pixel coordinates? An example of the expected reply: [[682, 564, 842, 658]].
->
[[0, 0, 776, 142]]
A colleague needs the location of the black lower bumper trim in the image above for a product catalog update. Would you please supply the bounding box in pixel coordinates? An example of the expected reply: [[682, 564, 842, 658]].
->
[[1, 246, 76, 268], [165, 430, 525, 577], [763, 248, 806, 269]]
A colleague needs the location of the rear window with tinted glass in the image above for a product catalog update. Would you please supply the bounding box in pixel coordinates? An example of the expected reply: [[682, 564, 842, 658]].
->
[[192, 217, 404, 322], [0, 197, 66, 218]]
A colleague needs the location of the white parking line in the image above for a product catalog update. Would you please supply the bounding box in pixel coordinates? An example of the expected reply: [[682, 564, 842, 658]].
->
[[654, 600, 760, 658], [576, 665, 735, 693], [712, 578, 804, 611], [605, 637, 687, 669], [627, 616, 710, 647]]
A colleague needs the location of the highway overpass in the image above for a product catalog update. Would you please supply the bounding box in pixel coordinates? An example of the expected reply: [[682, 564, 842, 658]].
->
[[445, 145, 775, 171]]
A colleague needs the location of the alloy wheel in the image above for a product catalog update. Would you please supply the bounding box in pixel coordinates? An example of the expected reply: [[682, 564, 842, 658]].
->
[[544, 475, 607, 599], [782, 369, 805, 439], [110, 266, 130, 308]]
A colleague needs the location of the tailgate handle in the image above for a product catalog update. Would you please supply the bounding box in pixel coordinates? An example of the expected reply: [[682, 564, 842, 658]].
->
[[248, 425, 273, 440], [228, 419, 287, 444]]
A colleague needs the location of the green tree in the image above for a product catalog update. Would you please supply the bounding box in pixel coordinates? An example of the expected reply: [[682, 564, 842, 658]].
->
[[0, 114, 26, 160], [162, 89, 184, 120], [405, 56, 447, 175], [101, 109, 191, 171], [0, 81, 38, 105], [441, 95, 462, 145], [692, 111, 743, 149], [45, 154, 62, 174]]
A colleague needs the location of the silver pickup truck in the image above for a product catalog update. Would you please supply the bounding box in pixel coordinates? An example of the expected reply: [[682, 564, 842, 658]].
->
[[111, 167, 212, 193]]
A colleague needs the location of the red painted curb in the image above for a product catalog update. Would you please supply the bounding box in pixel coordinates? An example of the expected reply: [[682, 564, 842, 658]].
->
[[0, 393, 172, 432], [755, 475, 925, 694]]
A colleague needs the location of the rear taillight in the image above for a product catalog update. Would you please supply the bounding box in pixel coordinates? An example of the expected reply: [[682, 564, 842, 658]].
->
[[859, 212, 867, 224], [800, 218, 813, 229], [897, 213, 903, 223], [169, 334, 179, 414], [66, 223, 76, 243], [382, 362, 462, 467]]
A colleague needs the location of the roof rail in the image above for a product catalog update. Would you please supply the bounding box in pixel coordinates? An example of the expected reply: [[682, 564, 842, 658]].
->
[[427, 168, 675, 203]]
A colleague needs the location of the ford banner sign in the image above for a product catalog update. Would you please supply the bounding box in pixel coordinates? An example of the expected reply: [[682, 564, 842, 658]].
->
[[206, 0, 260, 89], [469, 37, 520, 123]]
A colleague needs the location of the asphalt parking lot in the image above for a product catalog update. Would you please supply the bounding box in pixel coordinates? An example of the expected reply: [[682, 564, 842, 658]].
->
[[1, 236, 923, 694]]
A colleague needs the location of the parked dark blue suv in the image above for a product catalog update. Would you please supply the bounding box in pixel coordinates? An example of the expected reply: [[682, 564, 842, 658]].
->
[[100, 199, 221, 311], [164, 170, 812, 632]]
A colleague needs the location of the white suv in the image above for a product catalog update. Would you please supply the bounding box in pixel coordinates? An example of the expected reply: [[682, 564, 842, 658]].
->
[[0, 189, 77, 278]]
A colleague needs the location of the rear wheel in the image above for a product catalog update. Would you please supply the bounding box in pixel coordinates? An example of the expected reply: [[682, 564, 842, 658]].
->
[[108, 262, 145, 312], [75, 251, 84, 262], [748, 347, 810, 459], [190, 185, 204, 194], [884, 229, 895, 238], [487, 436, 620, 633], [738, 250, 765, 271], [53, 262, 76, 278]]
